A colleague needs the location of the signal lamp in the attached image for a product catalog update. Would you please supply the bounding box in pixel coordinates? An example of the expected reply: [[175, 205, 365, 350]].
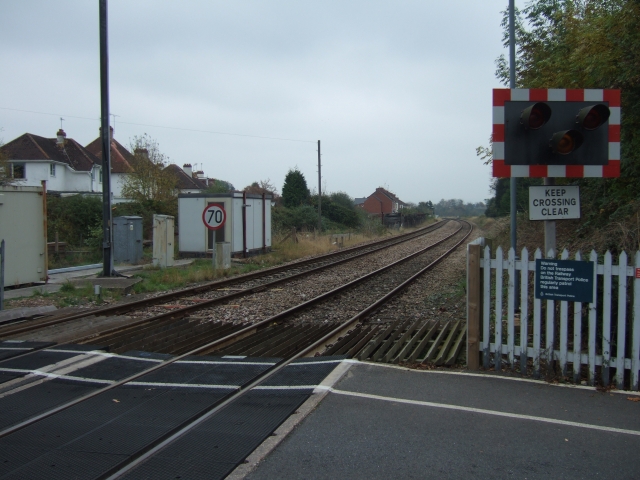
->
[[576, 104, 610, 130], [520, 102, 552, 130], [550, 130, 584, 155]]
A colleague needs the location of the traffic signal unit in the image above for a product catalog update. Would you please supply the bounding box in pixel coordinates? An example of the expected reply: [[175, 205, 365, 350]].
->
[[492, 89, 621, 178]]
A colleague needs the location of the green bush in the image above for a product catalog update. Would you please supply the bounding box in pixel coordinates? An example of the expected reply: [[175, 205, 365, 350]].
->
[[47, 195, 102, 246]]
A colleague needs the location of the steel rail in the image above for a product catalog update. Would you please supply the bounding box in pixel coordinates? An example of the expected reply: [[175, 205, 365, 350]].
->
[[76, 220, 463, 348], [0, 221, 447, 339], [0, 221, 467, 442], [102, 220, 473, 479]]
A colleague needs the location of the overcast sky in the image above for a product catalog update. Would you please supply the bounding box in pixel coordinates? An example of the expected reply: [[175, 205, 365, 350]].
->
[[0, 1, 520, 205]]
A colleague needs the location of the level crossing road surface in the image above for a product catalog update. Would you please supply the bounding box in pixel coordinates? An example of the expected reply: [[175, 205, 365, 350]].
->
[[0, 341, 345, 479], [247, 362, 640, 479]]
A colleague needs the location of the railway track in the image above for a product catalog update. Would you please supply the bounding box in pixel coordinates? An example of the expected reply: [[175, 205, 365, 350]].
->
[[0, 220, 471, 479], [74, 219, 470, 356], [0, 220, 448, 343]]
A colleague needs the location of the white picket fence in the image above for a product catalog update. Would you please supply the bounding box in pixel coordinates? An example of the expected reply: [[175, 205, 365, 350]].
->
[[466, 240, 640, 391]]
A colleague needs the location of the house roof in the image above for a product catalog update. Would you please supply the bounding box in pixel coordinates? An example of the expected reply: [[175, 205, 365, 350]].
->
[[374, 187, 406, 205], [85, 136, 135, 173], [164, 164, 208, 190], [1, 133, 99, 172]]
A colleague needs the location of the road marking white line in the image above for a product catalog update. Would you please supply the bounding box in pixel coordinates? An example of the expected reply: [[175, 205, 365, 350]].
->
[[47, 349, 108, 355], [175, 360, 276, 366], [348, 360, 640, 397], [329, 389, 640, 436], [253, 385, 318, 390], [127, 381, 239, 389], [25, 371, 242, 389], [289, 360, 343, 366]]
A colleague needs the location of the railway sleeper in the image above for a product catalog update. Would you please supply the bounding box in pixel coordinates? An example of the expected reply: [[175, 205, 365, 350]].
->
[[87, 316, 192, 349], [117, 321, 238, 355], [268, 325, 335, 358], [216, 325, 292, 356], [164, 322, 248, 355], [150, 322, 239, 354]]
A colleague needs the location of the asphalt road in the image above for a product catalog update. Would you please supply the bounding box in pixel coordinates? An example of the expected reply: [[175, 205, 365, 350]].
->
[[247, 363, 640, 479]]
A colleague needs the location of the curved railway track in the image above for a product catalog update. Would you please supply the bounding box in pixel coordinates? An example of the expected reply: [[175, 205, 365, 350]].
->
[[0, 220, 472, 479]]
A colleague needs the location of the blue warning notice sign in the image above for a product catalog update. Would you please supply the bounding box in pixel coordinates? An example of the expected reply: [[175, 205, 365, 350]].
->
[[535, 259, 594, 303]]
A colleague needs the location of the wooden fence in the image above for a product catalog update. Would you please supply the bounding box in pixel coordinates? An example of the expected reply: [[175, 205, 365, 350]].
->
[[467, 238, 640, 391]]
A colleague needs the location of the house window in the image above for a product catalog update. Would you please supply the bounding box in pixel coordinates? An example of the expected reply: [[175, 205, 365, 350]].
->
[[99, 169, 103, 183], [11, 163, 25, 179], [50, 164, 56, 177]]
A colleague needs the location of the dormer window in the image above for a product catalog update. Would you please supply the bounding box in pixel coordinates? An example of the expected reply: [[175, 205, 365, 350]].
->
[[50, 164, 56, 177]]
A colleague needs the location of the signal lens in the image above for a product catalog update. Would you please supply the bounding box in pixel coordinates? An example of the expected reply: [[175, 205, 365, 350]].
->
[[557, 133, 575, 154], [550, 130, 584, 155], [576, 104, 610, 130], [529, 106, 548, 129], [521, 102, 552, 130]]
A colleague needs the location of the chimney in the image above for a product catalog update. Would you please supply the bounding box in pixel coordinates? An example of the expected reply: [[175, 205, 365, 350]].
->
[[196, 170, 205, 179], [98, 126, 114, 140], [183, 163, 193, 177], [56, 129, 67, 147], [134, 148, 149, 159]]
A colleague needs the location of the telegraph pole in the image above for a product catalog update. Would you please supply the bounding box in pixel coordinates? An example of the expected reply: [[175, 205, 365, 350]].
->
[[99, 0, 113, 277], [317, 140, 322, 232], [509, 0, 517, 255]]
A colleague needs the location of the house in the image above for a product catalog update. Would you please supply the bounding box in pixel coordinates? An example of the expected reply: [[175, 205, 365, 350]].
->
[[0, 129, 101, 194], [164, 164, 208, 194], [362, 187, 407, 216], [85, 127, 135, 202]]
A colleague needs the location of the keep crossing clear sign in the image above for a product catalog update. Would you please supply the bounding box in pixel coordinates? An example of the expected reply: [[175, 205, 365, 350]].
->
[[529, 186, 580, 221], [535, 258, 594, 303]]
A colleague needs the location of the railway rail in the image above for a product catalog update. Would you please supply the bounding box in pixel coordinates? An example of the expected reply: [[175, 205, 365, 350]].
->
[[0, 220, 471, 479], [74, 219, 470, 355], [0, 220, 448, 342]]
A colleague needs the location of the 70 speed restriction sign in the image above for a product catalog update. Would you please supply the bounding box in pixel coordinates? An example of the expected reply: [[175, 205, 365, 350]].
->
[[202, 204, 226, 230]]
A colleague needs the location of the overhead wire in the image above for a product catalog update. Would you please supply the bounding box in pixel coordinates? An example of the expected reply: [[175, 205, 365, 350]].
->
[[0, 106, 315, 143]]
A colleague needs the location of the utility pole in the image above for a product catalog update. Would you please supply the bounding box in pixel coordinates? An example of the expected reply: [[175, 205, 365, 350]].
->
[[509, 0, 517, 255], [508, 0, 521, 308], [99, 0, 113, 277], [317, 140, 322, 232]]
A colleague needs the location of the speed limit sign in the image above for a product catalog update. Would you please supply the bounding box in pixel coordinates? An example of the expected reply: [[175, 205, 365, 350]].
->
[[202, 204, 226, 230]]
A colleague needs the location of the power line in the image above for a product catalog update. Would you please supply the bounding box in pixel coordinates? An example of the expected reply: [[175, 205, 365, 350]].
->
[[0, 106, 315, 144]]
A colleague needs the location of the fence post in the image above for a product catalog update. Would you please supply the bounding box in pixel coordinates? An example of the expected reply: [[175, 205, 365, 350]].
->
[[632, 251, 640, 391], [520, 247, 530, 375], [0, 239, 4, 311], [615, 251, 628, 389], [602, 251, 613, 385], [467, 243, 482, 370]]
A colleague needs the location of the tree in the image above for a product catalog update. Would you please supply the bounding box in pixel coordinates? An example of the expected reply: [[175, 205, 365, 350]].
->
[[0, 129, 17, 187], [484, 0, 640, 228], [121, 134, 178, 204], [281, 168, 310, 208], [329, 191, 354, 210], [205, 179, 235, 194], [244, 179, 277, 195]]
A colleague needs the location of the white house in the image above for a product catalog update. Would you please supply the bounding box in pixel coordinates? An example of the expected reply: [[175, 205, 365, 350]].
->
[[1, 129, 102, 194], [85, 127, 134, 202], [2, 128, 221, 202]]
